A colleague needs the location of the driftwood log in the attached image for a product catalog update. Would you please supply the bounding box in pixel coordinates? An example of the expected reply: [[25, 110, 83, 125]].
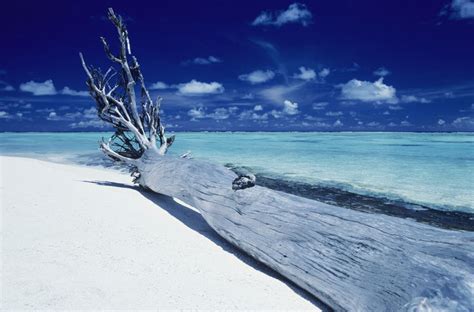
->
[[81, 9, 474, 311]]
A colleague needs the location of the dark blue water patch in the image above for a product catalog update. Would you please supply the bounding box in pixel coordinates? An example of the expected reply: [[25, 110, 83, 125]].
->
[[430, 140, 473, 144], [280, 139, 323, 143], [382, 144, 424, 147], [227, 165, 474, 232]]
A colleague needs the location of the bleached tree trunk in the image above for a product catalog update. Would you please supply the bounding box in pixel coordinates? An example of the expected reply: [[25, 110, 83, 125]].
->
[[136, 149, 474, 311], [81, 9, 474, 311]]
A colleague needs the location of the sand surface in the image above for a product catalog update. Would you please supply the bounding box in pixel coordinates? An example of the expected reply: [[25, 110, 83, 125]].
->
[[0, 156, 320, 310]]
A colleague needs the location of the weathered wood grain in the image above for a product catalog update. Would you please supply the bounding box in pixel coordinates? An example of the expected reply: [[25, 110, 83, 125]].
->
[[137, 151, 474, 312]]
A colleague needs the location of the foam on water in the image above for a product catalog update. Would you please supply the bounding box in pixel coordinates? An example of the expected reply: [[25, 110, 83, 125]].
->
[[1, 132, 473, 214]]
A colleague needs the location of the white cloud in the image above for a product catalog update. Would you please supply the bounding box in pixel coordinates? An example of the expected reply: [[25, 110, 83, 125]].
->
[[70, 119, 108, 129], [0, 81, 14, 91], [187, 106, 237, 121], [188, 107, 206, 119], [47, 111, 81, 121], [208, 108, 229, 120], [271, 100, 299, 118], [282, 100, 299, 115], [82, 107, 97, 119], [185, 56, 222, 65], [313, 121, 331, 128], [48, 107, 97, 122], [208, 107, 238, 120], [367, 121, 381, 127], [400, 120, 412, 127], [452, 116, 474, 129], [325, 111, 343, 117], [270, 110, 283, 119], [254, 105, 263, 111], [208, 56, 221, 63], [401, 95, 431, 103], [239, 70, 275, 84], [450, 0, 474, 19], [340, 78, 398, 103], [0, 111, 26, 120], [149, 81, 169, 90], [260, 84, 300, 104], [191, 55, 222, 65], [0, 111, 11, 119], [438, 119, 446, 125], [252, 3, 313, 27], [178, 80, 224, 95], [3, 85, 14, 91], [19, 80, 87, 97], [389, 105, 403, 110], [293, 66, 316, 81], [165, 123, 179, 129], [68, 107, 102, 128], [60, 86, 89, 97], [304, 115, 324, 121], [36, 108, 55, 113], [319, 68, 330, 78], [239, 110, 268, 121], [333, 119, 343, 127], [312, 102, 328, 110], [242, 93, 255, 100], [20, 79, 57, 96], [292, 67, 330, 83], [373, 67, 391, 77], [47, 111, 59, 120], [252, 12, 273, 26]]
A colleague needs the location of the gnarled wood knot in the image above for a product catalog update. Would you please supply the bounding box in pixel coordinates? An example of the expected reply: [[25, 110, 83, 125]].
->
[[232, 174, 256, 191]]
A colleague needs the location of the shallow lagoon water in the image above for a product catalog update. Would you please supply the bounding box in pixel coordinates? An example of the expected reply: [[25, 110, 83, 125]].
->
[[1, 131, 473, 215]]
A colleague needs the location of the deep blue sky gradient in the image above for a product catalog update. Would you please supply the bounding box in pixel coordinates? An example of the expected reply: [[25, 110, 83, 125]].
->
[[0, 0, 473, 131]]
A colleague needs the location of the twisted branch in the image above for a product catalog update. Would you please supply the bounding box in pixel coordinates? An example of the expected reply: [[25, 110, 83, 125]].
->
[[80, 8, 174, 162]]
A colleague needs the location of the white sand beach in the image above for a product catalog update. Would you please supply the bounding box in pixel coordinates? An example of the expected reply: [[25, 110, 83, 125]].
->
[[0, 156, 320, 310]]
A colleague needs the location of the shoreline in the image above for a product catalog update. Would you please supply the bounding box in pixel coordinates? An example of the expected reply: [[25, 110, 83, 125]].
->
[[1, 132, 472, 215], [6, 152, 474, 230], [1, 156, 322, 310]]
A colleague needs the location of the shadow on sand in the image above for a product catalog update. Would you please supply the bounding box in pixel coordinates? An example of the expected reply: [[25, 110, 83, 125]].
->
[[83, 179, 331, 311]]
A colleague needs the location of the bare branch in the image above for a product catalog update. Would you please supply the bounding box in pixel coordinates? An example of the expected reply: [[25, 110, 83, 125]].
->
[[80, 8, 174, 162], [100, 138, 136, 163], [79, 53, 92, 80], [100, 37, 121, 63]]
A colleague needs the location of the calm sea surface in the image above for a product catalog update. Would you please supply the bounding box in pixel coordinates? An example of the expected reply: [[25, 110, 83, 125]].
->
[[1, 132, 473, 216]]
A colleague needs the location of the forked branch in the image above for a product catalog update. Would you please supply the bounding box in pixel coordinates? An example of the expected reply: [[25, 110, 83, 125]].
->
[[80, 8, 174, 162]]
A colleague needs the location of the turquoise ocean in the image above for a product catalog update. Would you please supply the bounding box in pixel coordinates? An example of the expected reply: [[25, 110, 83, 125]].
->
[[1, 132, 473, 228]]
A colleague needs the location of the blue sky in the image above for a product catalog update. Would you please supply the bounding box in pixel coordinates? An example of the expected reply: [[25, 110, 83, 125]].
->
[[0, 0, 473, 131]]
